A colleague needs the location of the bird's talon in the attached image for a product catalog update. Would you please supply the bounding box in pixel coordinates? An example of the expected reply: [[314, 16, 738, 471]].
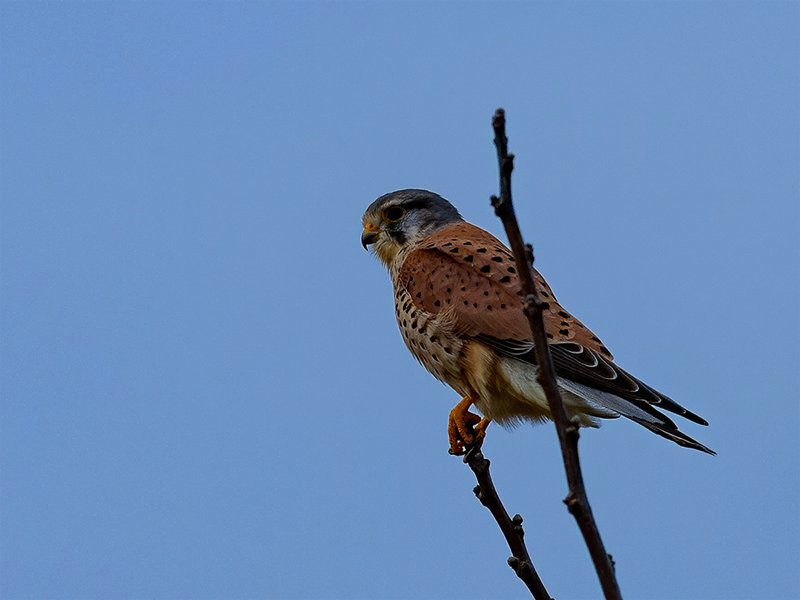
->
[[474, 417, 491, 442], [448, 397, 489, 455]]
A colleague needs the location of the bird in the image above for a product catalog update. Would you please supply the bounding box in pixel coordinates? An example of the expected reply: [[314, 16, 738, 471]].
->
[[361, 188, 714, 456]]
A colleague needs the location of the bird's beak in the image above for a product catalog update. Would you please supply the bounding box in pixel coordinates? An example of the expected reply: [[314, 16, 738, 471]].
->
[[361, 223, 379, 250]]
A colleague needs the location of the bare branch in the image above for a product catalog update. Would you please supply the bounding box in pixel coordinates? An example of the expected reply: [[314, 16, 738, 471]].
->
[[463, 441, 553, 600], [488, 108, 623, 600]]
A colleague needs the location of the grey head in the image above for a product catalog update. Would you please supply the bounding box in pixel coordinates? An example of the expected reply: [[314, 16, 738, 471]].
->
[[361, 189, 463, 266]]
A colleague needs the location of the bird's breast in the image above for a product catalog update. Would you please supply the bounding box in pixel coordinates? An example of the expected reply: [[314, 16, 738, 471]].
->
[[392, 284, 467, 395]]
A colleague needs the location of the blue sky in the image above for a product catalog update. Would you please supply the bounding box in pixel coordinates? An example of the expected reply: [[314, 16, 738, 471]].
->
[[1, 2, 798, 599]]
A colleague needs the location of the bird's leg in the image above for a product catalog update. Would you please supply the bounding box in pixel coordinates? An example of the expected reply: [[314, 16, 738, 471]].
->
[[448, 397, 491, 455]]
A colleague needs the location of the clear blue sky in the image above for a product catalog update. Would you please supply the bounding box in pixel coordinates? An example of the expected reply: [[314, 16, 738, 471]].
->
[[1, 2, 798, 599]]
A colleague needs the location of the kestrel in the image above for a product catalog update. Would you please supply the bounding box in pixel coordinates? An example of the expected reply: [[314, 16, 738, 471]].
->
[[362, 189, 713, 455]]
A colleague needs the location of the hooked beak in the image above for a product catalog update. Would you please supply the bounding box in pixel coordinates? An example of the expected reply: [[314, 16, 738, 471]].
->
[[361, 224, 379, 250]]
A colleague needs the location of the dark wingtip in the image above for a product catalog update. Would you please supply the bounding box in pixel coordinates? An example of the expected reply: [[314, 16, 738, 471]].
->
[[683, 410, 709, 427], [629, 416, 716, 455], [687, 438, 717, 456], [662, 425, 716, 455]]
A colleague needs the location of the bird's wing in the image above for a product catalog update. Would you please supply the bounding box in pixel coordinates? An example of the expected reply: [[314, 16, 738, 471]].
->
[[400, 221, 613, 356], [398, 221, 711, 436]]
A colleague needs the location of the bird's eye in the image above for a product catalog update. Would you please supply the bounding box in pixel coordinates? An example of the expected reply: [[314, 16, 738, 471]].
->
[[384, 206, 405, 221]]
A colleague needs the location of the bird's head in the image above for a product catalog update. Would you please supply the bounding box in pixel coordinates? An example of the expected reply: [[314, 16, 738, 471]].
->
[[361, 189, 463, 266]]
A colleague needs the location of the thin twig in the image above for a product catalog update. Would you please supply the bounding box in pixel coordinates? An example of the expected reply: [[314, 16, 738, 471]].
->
[[489, 108, 623, 600], [463, 442, 553, 600]]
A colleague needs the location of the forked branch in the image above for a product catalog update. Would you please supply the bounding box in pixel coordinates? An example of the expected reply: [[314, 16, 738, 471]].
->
[[489, 108, 623, 600]]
